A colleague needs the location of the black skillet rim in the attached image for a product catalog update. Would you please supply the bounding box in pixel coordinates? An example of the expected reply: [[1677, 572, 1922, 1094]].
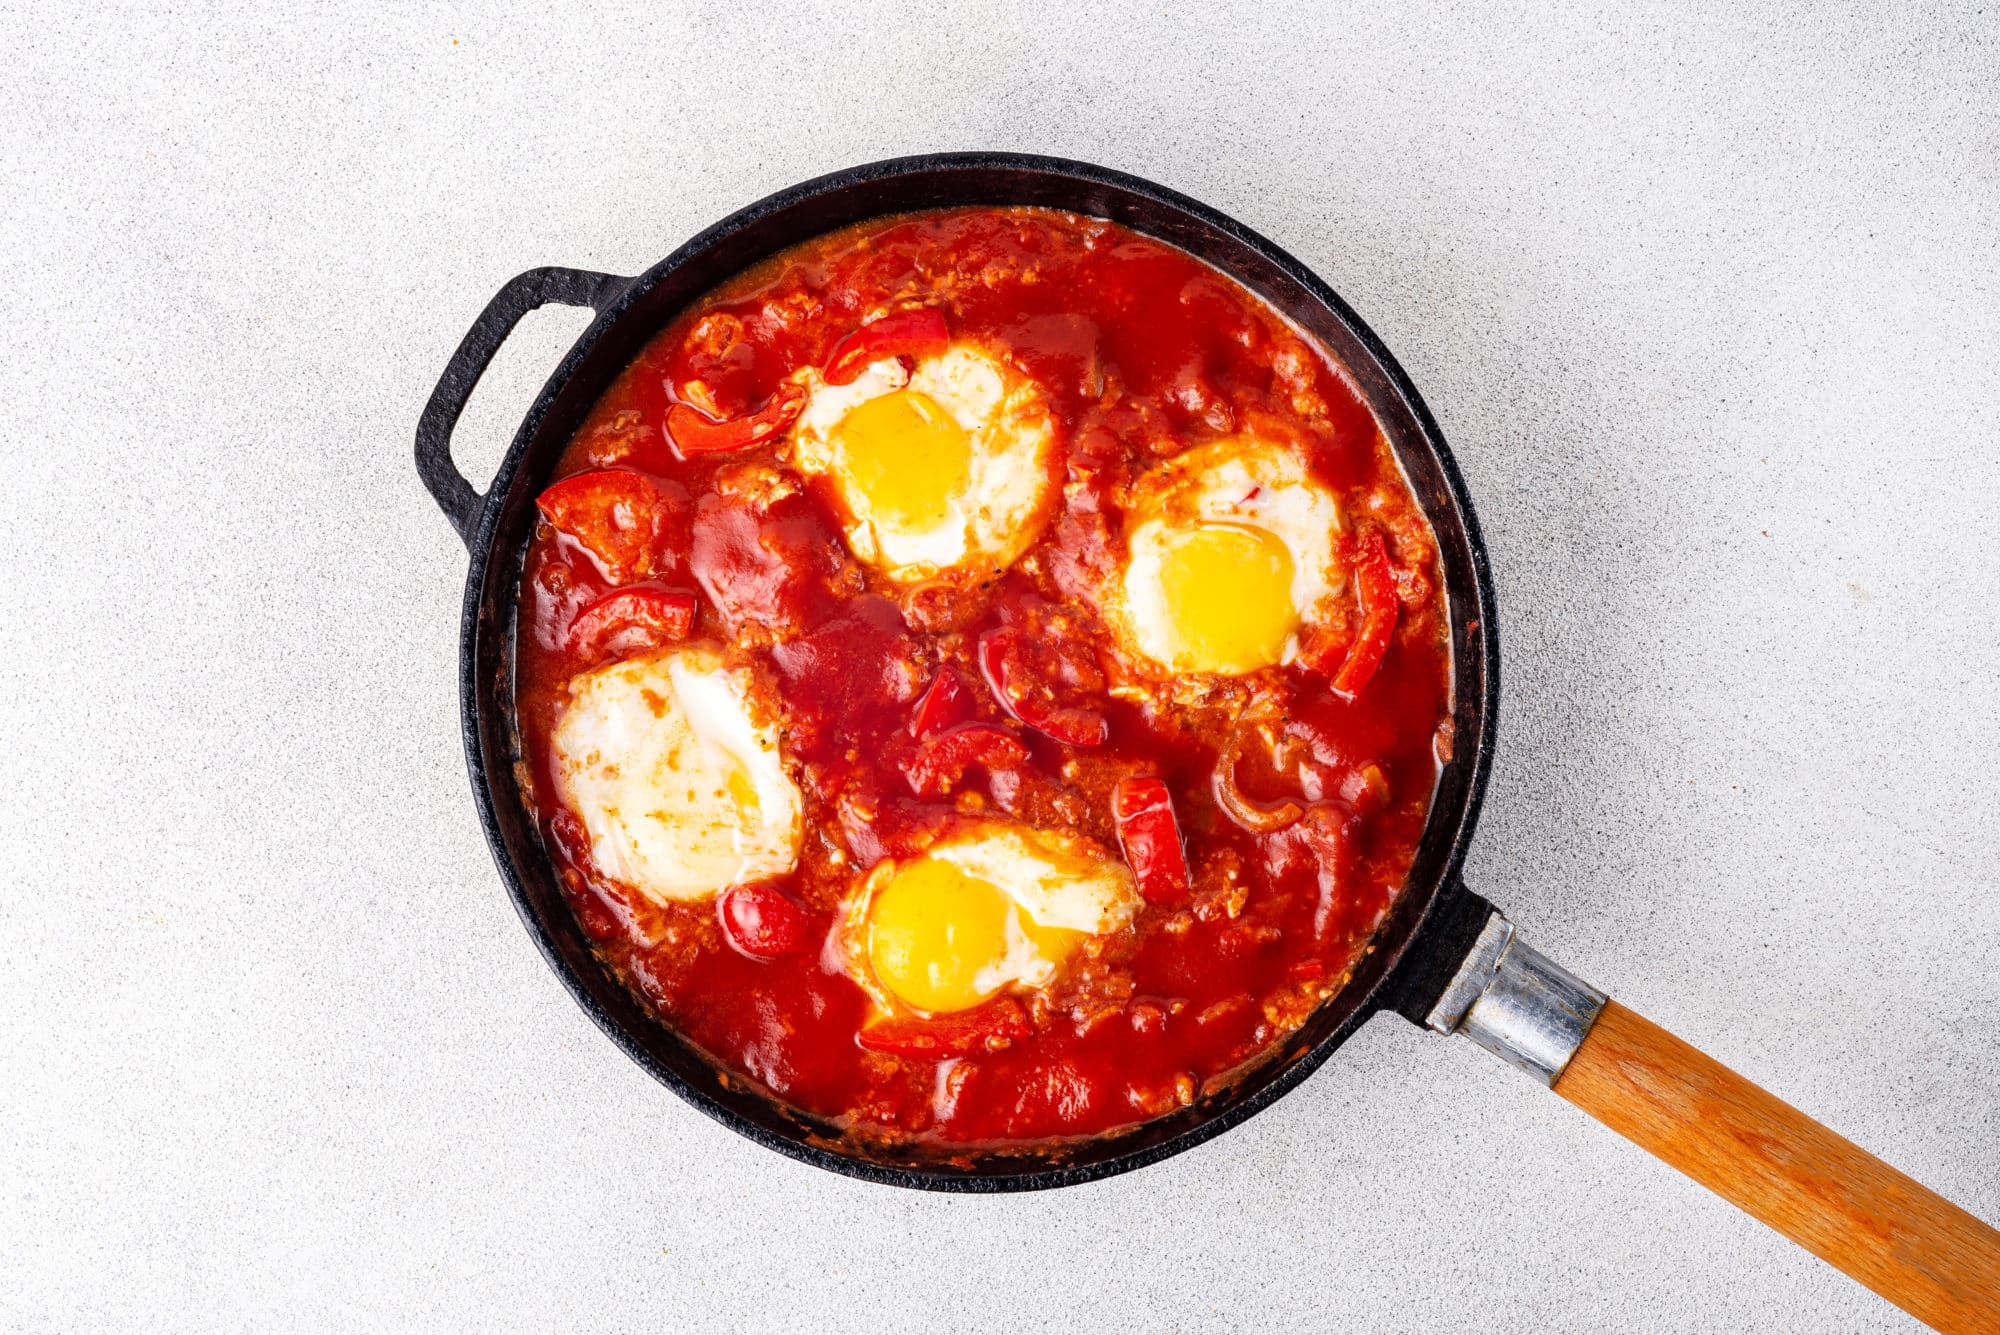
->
[[451, 152, 1499, 1191]]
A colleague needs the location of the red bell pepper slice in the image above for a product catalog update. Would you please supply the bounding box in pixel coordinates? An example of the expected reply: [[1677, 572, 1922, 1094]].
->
[[664, 383, 805, 458], [977, 629, 1108, 748], [822, 308, 951, 386], [901, 723, 1029, 798], [857, 997, 1031, 1057], [1303, 530, 1401, 692], [1331, 530, 1399, 695], [536, 468, 682, 584], [565, 587, 696, 661], [908, 666, 973, 740], [1111, 776, 1191, 905], [717, 883, 814, 958]]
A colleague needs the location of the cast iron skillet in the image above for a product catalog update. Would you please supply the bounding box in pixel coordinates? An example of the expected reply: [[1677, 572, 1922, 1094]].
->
[[416, 154, 1999, 1327], [417, 152, 1498, 1187]]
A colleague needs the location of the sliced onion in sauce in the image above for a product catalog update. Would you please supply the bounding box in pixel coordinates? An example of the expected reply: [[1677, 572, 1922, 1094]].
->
[[1212, 733, 1304, 834]]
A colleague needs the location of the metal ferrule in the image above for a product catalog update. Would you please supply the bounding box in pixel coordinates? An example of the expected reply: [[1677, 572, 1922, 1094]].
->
[[1424, 913, 1608, 1085]]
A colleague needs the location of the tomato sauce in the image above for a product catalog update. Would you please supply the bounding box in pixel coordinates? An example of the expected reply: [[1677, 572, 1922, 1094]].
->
[[513, 208, 1451, 1149]]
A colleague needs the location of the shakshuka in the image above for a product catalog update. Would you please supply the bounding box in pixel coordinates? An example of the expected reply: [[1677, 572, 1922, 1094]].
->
[[513, 207, 1452, 1148]]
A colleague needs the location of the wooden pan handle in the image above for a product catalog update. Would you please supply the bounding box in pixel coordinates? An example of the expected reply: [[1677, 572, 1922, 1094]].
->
[[1554, 1000, 2000, 1333]]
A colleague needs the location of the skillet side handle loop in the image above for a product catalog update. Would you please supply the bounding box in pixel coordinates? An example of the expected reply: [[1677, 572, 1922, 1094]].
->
[[415, 266, 631, 548], [1554, 1000, 2000, 1334], [1427, 913, 2000, 1332]]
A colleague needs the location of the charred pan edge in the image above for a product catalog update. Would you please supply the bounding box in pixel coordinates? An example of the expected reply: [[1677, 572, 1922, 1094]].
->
[[443, 152, 1500, 1191]]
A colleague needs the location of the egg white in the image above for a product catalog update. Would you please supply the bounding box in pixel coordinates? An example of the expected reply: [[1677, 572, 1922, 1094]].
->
[[1114, 437, 1344, 674], [926, 824, 1138, 935], [790, 344, 1057, 580], [550, 646, 803, 905]]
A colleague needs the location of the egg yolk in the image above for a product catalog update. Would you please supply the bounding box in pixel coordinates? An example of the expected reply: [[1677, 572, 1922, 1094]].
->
[[1156, 522, 1298, 673], [723, 762, 759, 823], [829, 389, 973, 531], [865, 857, 1082, 1013]]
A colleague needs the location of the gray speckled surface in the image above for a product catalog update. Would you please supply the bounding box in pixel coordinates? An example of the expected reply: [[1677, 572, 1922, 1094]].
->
[[3, 2, 1996, 1330]]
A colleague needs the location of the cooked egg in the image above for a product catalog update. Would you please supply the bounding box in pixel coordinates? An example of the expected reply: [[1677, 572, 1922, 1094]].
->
[[550, 645, 803, 904], [834, 820, 1140, 1014], [791, 344, 1058, 581], [1112, 437, 1343, 675]]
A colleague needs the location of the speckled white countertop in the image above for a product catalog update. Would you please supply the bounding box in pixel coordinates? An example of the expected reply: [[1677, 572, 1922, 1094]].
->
[[4, 2, 1996, 1330]]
